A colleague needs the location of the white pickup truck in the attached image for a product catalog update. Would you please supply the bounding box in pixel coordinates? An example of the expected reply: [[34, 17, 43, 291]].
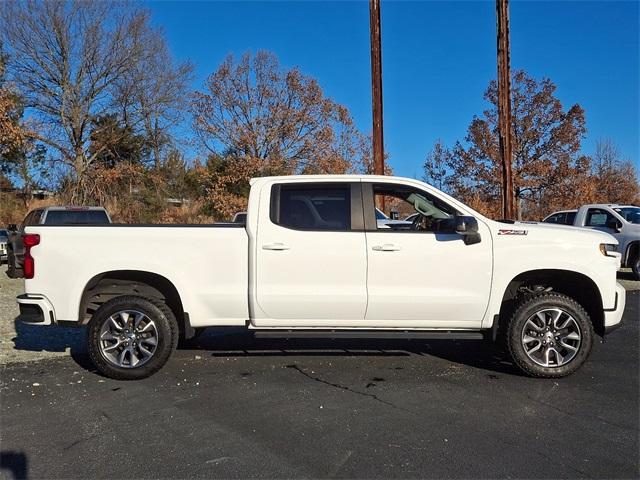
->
[[544, 204, 640, 280], [16, 175, 626, 380]]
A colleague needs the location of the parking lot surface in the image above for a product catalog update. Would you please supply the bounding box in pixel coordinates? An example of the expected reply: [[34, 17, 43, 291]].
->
[[1, 268, 639, 479]]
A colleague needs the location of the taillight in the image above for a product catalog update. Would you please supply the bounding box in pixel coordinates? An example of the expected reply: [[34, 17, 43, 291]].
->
[[22, 233, 40, 279]]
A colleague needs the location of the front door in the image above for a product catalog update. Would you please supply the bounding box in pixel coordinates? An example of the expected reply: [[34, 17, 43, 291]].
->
[[253, 181, 368, 326], [363, 182, 492, 328], [584, 207, 622, 241]]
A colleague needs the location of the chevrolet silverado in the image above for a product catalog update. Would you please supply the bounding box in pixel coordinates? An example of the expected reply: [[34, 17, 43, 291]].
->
[[15, 175, 626, 379]]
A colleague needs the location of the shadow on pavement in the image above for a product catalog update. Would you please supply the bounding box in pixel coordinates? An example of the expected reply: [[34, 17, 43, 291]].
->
[[11, 317, 86, 355], [179, 329, 523, 376], [0, 451, 27, 480], [11, 322, 524, 378]]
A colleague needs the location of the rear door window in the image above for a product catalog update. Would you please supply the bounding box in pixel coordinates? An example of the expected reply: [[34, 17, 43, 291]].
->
[[272, 185, 352, 231], [564, 211, 576, 225], [544, 213, 564, 224]]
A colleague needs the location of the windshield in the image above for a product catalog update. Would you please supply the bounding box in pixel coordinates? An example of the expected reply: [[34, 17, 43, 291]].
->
[[405, 192, 452, 219], [613, 207, 640, 224]]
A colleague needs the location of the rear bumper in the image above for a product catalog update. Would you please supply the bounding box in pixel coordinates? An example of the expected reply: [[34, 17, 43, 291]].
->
[[16, 294, 56, 325], [603, 283, 626, 334]]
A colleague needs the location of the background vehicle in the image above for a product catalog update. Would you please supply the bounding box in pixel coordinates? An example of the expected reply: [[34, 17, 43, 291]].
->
[[232, 212, 247, 224], [375, 208, 413, 229], [15, 176, 624, 380], [542, 210, 577, 226], [544, 204, 640, 279], [0, 229, 8, 264], [6, 206, 111, 278]]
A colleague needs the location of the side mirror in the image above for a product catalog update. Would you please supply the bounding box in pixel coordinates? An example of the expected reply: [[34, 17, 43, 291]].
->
[[390, 210, 399, 220], [455, 216, 481, 245], [605, 218, 622, 232], [7, 224, 17, 232]]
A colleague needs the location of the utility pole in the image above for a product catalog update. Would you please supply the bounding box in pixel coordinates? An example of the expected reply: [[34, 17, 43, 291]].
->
[[369, 0, 384, 177], [496, 0, 515, 219]]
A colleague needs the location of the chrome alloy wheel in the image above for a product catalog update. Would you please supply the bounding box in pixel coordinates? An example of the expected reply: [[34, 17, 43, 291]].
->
[[521, 308, 581, 368], [98, 310, 158, 368]]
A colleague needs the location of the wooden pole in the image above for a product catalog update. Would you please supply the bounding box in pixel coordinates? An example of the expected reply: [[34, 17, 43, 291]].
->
[[496, 0, 515, 219], [370, 0, 384, 177]]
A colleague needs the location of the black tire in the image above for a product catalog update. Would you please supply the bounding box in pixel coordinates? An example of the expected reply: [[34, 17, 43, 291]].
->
[[630, 253, 640, 281], [506, 292, 593, 378], [87, 295, 178, 380]]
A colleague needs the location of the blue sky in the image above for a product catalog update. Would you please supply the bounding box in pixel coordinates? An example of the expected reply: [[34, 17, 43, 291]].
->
[[146, 0, 639, 178]]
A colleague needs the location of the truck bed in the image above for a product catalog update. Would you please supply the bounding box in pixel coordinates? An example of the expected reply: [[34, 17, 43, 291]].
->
[[24, 224, 250, 326]]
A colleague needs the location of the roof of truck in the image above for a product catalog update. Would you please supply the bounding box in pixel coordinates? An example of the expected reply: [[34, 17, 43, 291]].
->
[[37, 206, 108, 211], [250, 174, 419, 185], [579, 204, 638, 209]]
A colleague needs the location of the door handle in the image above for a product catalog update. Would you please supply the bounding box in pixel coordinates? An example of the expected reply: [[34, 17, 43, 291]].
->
[[262, 242, 290, 251], [372, 244, 401, 252]]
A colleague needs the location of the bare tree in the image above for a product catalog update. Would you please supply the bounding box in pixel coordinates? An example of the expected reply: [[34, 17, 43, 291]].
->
[[0, 1, 185, 202], [425, 71, 589, 219], [591, 139, 639, 204], [114, 26, 193, 169], [191, 51, 365, 176]]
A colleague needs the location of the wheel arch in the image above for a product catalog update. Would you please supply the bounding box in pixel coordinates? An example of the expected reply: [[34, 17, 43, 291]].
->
[[624, 241, 639, 267], [497, 269, 604, 337], [79, 270, 194, 339]]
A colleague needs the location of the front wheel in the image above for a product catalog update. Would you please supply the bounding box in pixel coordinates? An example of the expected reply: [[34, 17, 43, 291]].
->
[[506, 292, 593, 378], [630, 253, 640, 281], [87, 296, 178, 380]]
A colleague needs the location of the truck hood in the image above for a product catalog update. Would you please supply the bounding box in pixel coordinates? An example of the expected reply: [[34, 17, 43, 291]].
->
[[622, 222, 640, 235], [491, 220, 618, 245]]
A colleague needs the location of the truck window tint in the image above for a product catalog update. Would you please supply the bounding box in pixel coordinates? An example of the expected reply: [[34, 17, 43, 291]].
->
[[564, 211, 576, 224], [44, 210, 110, 225], [545, 213, 563, 224], [22, 210, 42, 228], [586, 209, 614, 227], [614, 207, 640, 224], [277, 186, 351, 231]]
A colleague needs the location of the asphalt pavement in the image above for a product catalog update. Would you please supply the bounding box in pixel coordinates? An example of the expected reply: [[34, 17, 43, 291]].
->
[[1, 291, 638, 479]]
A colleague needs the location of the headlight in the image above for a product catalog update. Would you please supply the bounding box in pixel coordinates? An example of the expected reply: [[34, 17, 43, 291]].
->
[[599, 243, 617, 257]]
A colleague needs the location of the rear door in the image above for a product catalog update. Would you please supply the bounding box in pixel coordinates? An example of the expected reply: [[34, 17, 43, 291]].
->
[[253, 181, 368, 325]]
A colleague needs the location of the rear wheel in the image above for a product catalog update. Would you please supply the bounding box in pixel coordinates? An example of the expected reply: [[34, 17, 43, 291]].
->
[[88, 296, 178, 380], [506, 292, 593, 378]]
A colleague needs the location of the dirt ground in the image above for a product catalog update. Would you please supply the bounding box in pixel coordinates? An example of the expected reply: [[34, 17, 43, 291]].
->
[[0, 265, 85, 364]]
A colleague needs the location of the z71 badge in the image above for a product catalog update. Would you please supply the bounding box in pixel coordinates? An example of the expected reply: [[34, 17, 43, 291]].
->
[[498, 229, 528, 235]]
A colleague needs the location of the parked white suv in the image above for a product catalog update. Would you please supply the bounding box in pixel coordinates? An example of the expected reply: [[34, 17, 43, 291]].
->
[[15, 176, 625, 380]]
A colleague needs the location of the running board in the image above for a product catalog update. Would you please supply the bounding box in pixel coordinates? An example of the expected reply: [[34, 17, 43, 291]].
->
[[253, 330, 485, 340]]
